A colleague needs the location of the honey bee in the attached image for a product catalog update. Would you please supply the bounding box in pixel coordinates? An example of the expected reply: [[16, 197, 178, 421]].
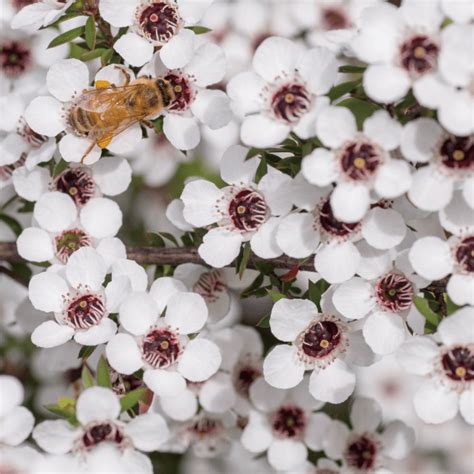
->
[[67, 69, 175, 162]]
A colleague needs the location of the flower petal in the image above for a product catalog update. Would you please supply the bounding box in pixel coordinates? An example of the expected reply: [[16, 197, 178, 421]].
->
[[315, 241, 360, 284], [119, 292, 158, 336], [58, 134, 101, 165], [163, 114, 200, 150], [74, 318, 117, 346], [32, 420, 79, 455], [316, 106, 356, 148], [76, 386, 121, 425], [28, 272, 68, 313], [31, 321, 74, 348], [80, 197, 122, 239], [350, 398, 382, 433], [409, 236, 452, 280], [17, 227, 54, 263], [363, 64, 410, 103], [160, 28, 195, 69], [241, 114, 290, 148], [309, 359, 355, 404], [47, 59, 89, 102], [330, 183, 370, 223], [164, 292, 208, 334], [125, 413, 169, 451], [263, 344, 305, 389], [363, 312, 406, 355], [413, 381, 458, 424], [25, 96, 64, 137], [332, 278, 375, 320], [267, 439, 307, 471], [361, 208, 406, 250], [270, 298, 317, 342], [178, 338, 221, 382], [114, 33, 154, 67], [106, 333, 143, 375], [198, 228, 243, 268]]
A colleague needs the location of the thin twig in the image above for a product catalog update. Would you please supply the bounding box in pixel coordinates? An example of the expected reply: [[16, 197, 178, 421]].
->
[[0, 242, 315, 272]]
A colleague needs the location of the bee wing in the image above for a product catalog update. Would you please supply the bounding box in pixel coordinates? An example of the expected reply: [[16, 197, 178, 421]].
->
[[74, 84, 146, 115]]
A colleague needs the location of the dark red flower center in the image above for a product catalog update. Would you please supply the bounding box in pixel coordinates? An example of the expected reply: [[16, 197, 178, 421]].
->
[[441, 346, 474, 382], [193, 270, 226, 303], [271, 405, 306, 439], [55, 229, 91, 263], [232, 360, 262, 398], [271, 82, 312, 123], [82, 422, 125, 450], [439, 135, 474, 172], [53, 168, 95, 206], [138, 0, 181, 44], [454, 236, 474, 273], [301, 320, 342, 359], [321, 6, 351, 30], [340, 140, 382, 181], [318, 198, 360, 238], [344, 435, 378, 470], [163, 72, 194, 112], [399, 35, 439, 76], [188, 416, 222, 437], [0, 154, 26, 182], [141, 328, 182, 369], [0, 40, 31, 77], [375, 272, 414, 312], [228, 189, 268, 232], [66, 294, 106, 329]]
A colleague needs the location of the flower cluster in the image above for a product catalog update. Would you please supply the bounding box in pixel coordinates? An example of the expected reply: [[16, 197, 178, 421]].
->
[[1, 0, 473, 472]]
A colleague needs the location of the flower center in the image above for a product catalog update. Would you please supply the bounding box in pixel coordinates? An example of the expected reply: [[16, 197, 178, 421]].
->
[[300, 319, 343, 360], [192, 270, 227, 303], [17, 118, 48, 148], [270, 82, 312, 124], [65, 294, 106, 329], [344, 434, 379, 470], [188, 416, 223, 439], [228, 189, 268, 232], [163, 72, 194, 112], [375, 272, 414, 312], [12, 0, 37, 11], [53, 168, 95, 206], [454, 235, 474, 273], [339, 140, 383, 181], [399, 35, 439, 77], [441, 346, 474, 382], [81, 422, 126, 450], [317, 198, 360, 239], [0, 40, 31, 77], [232, 356, 262, 398], [141, 328, 182, 369], [439, 135, 474, 173], [137, 0, 182, 44], [271, 405, 306, 439], [54, 229, 91, 263], [0, 153, 26, 182], [321, 6, 351, 30]]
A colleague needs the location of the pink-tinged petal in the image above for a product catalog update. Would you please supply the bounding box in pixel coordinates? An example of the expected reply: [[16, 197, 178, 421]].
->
[[163, 114, 200, 150], [114, 33, 154, 67], [106, 333, 143, 375], [31, 321, 74, 348], [24, 96, 64, 137], [47, 59, 89, 102], [363, 64, 410, 104]]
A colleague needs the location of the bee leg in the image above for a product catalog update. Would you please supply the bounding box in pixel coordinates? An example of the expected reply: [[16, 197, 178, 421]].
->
[[141, 119, 154, 129], [80, 141, 96, 164], [114, 65, 131, 86], [97, 132, 114, 149]]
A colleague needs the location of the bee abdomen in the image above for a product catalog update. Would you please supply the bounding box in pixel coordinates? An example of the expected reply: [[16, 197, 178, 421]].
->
[[68, 106, 98, 136]]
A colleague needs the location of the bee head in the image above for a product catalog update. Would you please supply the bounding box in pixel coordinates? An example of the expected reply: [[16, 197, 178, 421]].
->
[[156, 78, 174, 107]]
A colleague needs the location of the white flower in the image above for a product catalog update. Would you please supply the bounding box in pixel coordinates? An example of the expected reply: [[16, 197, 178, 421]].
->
[[17, 191, 124, 264], [396, 308, 474, 424], [227, 36, 337, 147], [100, 0, 213, 68], [241, 377, 328, 471], [323, 398, 415, 471], [180, 144, 292, 267], [277, 178, 407, 283], [24, 61, 143, 164], [143, 42, 231, 150], [263, 297, 374, 404], [29, 247, 129, 347], [302, 106, 411, 223], [33, 386, 169, 473], [351, 1, 444, 104], [401, 117, 473, 211], [409, 232, 474, 306], [106, 277, 221, 397], [11, 0, 75, 31], [0, 375, 34, 446]]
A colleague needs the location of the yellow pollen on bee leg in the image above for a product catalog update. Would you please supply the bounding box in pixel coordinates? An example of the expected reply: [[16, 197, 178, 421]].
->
[[285, 93, 294, 103], [414, 46, 426, 58], [237, 205, 246, 214], [160, 341, 169, 350], [353, 157, 366, 169], [453, 150, 465, 161], [79, 301, 87, 309], [456, 366, 467, 378], [320, 339, 329, 349]]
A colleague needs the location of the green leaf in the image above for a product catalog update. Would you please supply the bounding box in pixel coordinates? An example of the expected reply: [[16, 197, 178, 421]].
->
[[120, 387, 147, 412], [78, 345, 96, 359], [443, 293, 460, 316], [158, 232, 178, 247], [147, 232, 165, 248], [9, 262, 32, 282], [96, 356, 112, 388], [0, 213, 22, 236], [52, 159, 69, 178], [337, 98, 380, 129], [46, 397, 78, 425], [101, 48, 114, 66], [245, 147, 262, 160], [266, 289, 285, 303], [308, 279, 330, 312], [81, 365, 95, 388], [254, 156, 268, 184], [328, 80, 361, 102], [17, 200, 34, 213], [85, 16, 96, 50], [256, 314, 270, 328], [48, 26, 85, 48], [338, 65, 366, 74], [185, 26, 212, 35], [81, 48, 107, 62], [413, 295, 441, 329], [238, 243, 252, 278], [153, 116, 164, 134]]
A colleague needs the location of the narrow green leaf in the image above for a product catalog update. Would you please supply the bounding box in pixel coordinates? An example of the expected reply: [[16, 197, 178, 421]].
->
[[158, 232, 178, 247], [0, 213, 22, 236], [120, 387, 147, 412], [147, 232, 165, 248], [256, 314, 270, 328], [17, 200, 34, 213], [266, 289, 286, 303], [96, 356, 112, 388], [308, 279, 330, 312], [52, 159, 69, 178], [413, 295, 441, 328], [337, 98, 380, 129], [85, 16, 96, 50], [245, 147, 262, 160], [443, 293, 460, 316], [254, 156, 268, 184], [101, 48, 114, 66], [48, 26, 85, 48], [238, 243, 252, 278], [185, 26, 212, 35], [9, 262, 32, 282], [81, 48, 107, 62], [78, 345, 96, 359], [81, 365, 95, 388], [153, 116, 164, 134], [328, 80, 361, 102], [338, 65, 366, 74]]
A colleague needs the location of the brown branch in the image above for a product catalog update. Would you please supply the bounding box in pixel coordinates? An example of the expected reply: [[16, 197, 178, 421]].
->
[[0, 242, 315, 272]]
